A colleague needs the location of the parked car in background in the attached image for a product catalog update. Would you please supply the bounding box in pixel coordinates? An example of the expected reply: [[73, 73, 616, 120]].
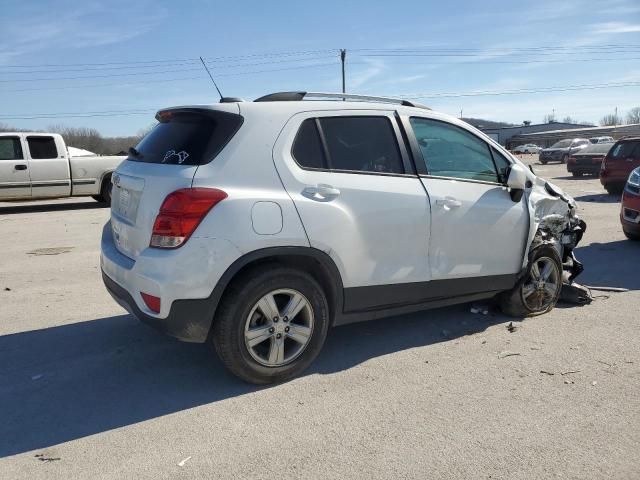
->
[[621, 167, 640, 240], [600, 137, 640, 194], [512, 144, 541, 154], [567, 142, 614, 177], [0, 132, 124, 204], [589, 136, 614, 144], [539, 138, 591, 164], [101, 92, 586, 384]]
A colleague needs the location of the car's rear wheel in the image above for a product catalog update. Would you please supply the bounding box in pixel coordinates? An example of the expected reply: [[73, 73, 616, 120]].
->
[[572, 171, 581, 177], [605, 185, 623, 195], [540, 159, 547, 165], [499, 244, 563, 317], [623, 228, 640, 241], [212, 266, 330, 384]]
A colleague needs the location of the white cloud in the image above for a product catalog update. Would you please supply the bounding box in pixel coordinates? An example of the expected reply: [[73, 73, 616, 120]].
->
[[591, 22, 640, 34]]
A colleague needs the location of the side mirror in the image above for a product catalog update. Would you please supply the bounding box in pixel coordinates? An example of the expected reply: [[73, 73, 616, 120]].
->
[[507, 164, 527, 202]]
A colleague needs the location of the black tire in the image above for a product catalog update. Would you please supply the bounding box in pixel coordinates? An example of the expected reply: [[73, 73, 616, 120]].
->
[[91, 195, 105, 203], [561, 154, 568, 164], [498, 244, 563, 317], [212, 266, 330, 384], [571, 171, 581, 177], [624, 228, 640, 241], [101, 174, 113, 206], [605, 185, 623, 195]]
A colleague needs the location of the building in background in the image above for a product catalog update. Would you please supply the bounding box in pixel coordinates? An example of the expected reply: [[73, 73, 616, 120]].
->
[[509, 124, 640, 148], [480, 121, 593, 148]]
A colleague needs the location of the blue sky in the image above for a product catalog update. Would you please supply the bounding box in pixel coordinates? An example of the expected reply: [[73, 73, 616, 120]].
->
[[1, 0, 639, 136]]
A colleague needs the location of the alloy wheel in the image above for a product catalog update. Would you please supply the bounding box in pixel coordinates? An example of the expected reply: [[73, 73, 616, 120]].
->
[[244, 289, 314, 367], [521, 256, 561, 312]]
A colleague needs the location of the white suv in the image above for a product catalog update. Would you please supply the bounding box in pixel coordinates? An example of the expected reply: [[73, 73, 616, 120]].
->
[[101, 92, 586, 384]]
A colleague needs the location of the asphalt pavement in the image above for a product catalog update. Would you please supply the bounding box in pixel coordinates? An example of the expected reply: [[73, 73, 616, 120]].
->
[[1, 156, 638, 479]]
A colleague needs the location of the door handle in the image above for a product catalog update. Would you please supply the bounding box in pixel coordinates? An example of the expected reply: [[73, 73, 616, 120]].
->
[[435, 197, 462, 208], [14, 164, 28, 171], [302, 184, 341, 202]]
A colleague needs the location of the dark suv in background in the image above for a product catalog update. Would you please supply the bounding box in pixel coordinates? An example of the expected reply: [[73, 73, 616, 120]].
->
[[600, 137, 640, 194], [539, 138, 590, 164]]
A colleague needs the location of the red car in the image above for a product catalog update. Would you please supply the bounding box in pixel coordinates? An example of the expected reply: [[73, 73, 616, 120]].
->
[[600, 137, 640, 194], [621, 167, 640, 240]]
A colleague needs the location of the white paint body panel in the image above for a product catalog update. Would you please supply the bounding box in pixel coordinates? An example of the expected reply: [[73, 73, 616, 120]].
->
[[420, 177, 528, 279]]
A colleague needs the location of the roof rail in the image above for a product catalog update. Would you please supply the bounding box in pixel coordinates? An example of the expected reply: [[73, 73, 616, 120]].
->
[[254, 91, 430, 110]]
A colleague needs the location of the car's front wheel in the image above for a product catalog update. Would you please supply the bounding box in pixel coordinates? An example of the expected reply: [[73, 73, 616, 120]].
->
[[212, 266, 330, 384], [499, 244, 563, 317]]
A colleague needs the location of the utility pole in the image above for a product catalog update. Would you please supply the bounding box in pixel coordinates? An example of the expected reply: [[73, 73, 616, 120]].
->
[[340, 49, 346, 95], [460, 108, 463, 119]]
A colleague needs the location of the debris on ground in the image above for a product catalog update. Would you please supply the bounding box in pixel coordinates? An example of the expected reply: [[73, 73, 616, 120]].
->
[[564, 379, 575, 385], [26, 247, 74, 256], [560, 282, 593, 305], [4, 287, 10, 291], [35, 454, 60, 462], [530, 346, 541, 351], [592, 381, 598, 386], [498, 351, 521, 359], [178, 456, 192, 467], [560, 370, 581, 375], [540, 370, 555, 376], [585, 285, 629, 293], [506, 322, 518, 333], [470, 303, 489, 315]]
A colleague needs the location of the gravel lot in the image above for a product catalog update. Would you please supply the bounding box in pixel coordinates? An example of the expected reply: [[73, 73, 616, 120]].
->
[[1, 156, 639, 479]]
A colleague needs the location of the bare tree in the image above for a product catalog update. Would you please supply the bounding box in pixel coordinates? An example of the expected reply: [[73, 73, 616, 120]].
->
[[47, 125, 104, 153], [543, 113, 556, 123], [562, 116, 576, 123], [627, 107, 640, 125], [600, 113, 620, 126]]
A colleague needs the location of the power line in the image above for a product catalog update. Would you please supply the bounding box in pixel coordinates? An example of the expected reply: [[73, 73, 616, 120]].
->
[[2, 81, 638, 120], [399, 81, 640, 99]]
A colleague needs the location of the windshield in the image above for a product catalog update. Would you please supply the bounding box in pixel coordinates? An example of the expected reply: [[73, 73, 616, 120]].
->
[[551, 140, 572, 148], [129, 110, 243, 165]]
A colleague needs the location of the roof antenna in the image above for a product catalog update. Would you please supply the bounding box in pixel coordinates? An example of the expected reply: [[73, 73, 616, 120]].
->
[[199, 56, 223, 100]]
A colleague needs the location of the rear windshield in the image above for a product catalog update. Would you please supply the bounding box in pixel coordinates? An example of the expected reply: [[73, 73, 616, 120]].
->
[[129, 110, 243, 165], [578, 143, 613, 155]]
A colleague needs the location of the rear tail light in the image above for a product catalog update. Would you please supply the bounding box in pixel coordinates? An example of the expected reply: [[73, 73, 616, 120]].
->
[[150, 188, 227, 248], [568, 156, 576, 163], [141, 292, 161, 313]]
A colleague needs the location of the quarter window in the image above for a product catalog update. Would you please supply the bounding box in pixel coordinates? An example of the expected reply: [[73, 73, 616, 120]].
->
[[27, 136, 58, 159], [291, 116, 404, 174], [292, 119, 326, 169], [410, 117, 500, 183], [490, 147, 512, 182], [0, 137, 23, 160]]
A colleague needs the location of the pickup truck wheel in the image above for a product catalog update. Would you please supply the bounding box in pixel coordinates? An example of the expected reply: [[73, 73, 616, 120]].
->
[[539, 159, 547, 165], [499, 244, 562, 317], [212, 266, 329, 384]]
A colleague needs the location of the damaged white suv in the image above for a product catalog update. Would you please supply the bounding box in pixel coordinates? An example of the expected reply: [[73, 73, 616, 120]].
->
[[101, 92, 585, 384]]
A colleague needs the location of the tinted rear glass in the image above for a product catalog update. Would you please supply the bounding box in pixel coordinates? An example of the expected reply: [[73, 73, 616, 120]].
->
[[292, 119, 326, 169], [130, 110, 243, 165], [27, 136, 58, 159], [577, 143, 613, 154], [0, 137, 23, 160]]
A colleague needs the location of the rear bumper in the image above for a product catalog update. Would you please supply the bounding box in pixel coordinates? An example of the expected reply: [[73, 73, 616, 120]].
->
[[102, 270, 214, 342], [567, 162, 600, 174], [621, 191, 640, 233]]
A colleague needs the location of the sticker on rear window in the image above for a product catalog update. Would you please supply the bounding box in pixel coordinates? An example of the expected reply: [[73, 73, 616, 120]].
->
[[163, 150, 190, 164]]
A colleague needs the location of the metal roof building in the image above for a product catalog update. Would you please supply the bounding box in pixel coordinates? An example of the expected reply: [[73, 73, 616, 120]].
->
[[508, 123, 640, 148], [480, 122, 593, 147]]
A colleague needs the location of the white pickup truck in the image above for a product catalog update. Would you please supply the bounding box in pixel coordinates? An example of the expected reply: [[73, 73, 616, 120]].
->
[[0, 132, 125, 204]]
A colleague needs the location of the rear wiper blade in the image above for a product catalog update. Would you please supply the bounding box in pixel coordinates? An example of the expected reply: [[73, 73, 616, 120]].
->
[[128, 147, 143, 159]]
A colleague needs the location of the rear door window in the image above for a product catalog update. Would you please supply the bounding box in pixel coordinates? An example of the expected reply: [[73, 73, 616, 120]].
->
[[0, 137, 23, 160], [130, 110, 243, 165], [27, 136, 58, 159], [318, 116, 404, 174], [410, 117, 500, 183]]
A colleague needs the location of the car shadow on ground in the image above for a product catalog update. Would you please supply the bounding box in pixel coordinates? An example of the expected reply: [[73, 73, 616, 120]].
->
[[0, 201, 108, 215], [0, 306, 508, 458], [573, 193, 621, 204], [574, 239, 640, 291]]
